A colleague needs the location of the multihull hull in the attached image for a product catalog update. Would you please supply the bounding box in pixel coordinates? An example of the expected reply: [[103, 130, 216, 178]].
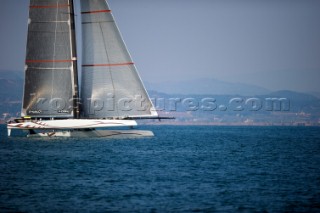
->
[[27, 130, 154, 138], [7, 119, 138, 137]]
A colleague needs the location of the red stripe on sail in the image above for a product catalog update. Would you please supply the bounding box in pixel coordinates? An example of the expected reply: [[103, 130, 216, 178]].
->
[[82, 62, 134, 67], [26, 60, 74, 63], [81, 10, 111, 14], [30, 4, 70, 8]]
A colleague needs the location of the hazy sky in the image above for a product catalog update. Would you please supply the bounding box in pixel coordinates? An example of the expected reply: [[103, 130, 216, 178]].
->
[[0, 0, 320, 93]]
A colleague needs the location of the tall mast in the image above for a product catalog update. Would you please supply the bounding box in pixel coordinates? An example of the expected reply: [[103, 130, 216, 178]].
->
[[70, 0, 80, 119]]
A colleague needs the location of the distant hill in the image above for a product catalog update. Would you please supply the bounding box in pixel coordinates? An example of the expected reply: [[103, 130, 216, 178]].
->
[[267, 90, 318, 102], [0, 70, 23, 101], [145, 78, 271, 96], [308, 91, 320, 99], [148, 89, 320, 113], [0, 70, 23, 80], [0, 70, 23, 118], [147, 90, 320, 125]]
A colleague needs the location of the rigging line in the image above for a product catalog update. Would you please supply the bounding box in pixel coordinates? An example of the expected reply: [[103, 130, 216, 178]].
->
[[99, 22, 119, 117]]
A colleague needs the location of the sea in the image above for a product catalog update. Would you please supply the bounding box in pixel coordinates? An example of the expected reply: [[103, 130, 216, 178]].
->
[[0, 125, 320, 212]]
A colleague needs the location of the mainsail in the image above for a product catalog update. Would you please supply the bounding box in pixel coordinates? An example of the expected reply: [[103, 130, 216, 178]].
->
[[22, 0, 79, 118], [80, 0, 157, 118]]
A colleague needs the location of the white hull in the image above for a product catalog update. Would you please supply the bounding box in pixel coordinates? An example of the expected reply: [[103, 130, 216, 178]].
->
[[27, 130, 154, 138], [7, 119, 137, 137]]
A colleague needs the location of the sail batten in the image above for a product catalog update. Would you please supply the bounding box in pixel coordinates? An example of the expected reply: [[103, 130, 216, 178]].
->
[[26, 59, 74, 63], [30, 4, 70, 9], [81, 9, 111, 14], [82, 62, 134, 67], [80, 0, 157, 118]]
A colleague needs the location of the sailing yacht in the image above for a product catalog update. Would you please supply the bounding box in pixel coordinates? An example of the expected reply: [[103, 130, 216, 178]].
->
[[7, 0, 161, 137]]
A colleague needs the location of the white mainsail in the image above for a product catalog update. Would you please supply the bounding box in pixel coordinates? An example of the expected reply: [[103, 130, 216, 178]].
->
[[80, 0, 157, 119], [22, 0, 79, 118]]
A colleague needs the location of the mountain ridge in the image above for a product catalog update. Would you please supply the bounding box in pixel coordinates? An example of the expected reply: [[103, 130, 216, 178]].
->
[[145, 78, 271, 96], [0, 70, 319, 101]]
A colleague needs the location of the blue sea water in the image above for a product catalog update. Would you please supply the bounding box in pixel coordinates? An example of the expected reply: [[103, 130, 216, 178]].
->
[[0, 125, 320, 212]]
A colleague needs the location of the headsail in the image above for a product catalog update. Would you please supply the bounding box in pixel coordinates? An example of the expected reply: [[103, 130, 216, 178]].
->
[[22, 0, 79, 118], [80, 0, 157, 118]]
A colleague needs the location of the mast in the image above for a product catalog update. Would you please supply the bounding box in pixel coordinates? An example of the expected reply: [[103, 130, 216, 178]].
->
[[70, 0, 80, 119]]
